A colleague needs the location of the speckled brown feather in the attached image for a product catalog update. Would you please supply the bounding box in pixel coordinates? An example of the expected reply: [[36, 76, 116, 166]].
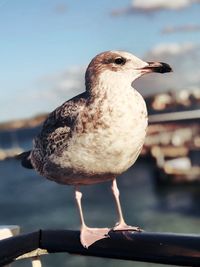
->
[[30, 92, 88, 175]]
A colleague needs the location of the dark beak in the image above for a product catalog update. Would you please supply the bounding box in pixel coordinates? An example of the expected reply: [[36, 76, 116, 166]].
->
[[142, 62, 173, 74]]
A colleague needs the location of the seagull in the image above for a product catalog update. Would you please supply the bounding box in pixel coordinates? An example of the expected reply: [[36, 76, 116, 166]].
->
[[18, 51, 172, 248]]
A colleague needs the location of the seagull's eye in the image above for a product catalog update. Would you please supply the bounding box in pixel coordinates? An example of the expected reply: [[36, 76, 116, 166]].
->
[[114, 57, 126, 65]]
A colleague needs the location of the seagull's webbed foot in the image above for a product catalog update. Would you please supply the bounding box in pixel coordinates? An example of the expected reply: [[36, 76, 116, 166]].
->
[[80, 225, 110, 248], [112, 222, 143, 232]]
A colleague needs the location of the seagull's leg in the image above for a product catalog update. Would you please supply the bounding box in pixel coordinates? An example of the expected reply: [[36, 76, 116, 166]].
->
[[74, 186, 110, 248], [111, 179, 142, 232], [75, 187, 87, 230]]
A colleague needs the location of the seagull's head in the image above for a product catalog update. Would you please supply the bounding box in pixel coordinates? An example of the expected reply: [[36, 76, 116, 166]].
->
[[85, 50, 172, 93]]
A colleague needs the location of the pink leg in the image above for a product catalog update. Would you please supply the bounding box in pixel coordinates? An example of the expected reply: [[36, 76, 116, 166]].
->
[[75, 186, 109, 248], [111, 179, 142, 232]]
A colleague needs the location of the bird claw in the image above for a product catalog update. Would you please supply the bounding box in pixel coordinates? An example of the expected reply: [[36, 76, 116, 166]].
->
[[80, 226, 110, 248]]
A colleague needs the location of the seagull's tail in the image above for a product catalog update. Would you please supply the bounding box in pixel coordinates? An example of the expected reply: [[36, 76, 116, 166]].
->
[[15, 151, 33, 169]]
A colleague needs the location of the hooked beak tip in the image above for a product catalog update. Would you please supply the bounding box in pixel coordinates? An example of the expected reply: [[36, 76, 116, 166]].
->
[[146, 62, 173, 74]]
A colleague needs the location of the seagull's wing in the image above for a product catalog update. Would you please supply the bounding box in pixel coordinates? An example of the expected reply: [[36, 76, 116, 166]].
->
[[40, 94, 86, 147], [20, 92, 87, 171]]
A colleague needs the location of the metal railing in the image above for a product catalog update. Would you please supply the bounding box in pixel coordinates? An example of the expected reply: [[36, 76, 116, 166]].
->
[[0, 229, 200, 266]]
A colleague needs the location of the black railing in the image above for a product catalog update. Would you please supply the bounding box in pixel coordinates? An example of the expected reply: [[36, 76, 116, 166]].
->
[[0, 230, 200, 266]]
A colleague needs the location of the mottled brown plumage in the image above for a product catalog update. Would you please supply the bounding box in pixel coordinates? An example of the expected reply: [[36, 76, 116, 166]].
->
[[31, 92, 87, 175]]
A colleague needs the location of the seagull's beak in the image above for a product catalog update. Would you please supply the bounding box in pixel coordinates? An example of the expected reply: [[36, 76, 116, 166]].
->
[[139, 62, 173, 74]]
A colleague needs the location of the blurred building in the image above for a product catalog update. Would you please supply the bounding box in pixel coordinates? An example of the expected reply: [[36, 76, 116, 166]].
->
[[145, 88, 200, 114], [143, 88, 200, 184]]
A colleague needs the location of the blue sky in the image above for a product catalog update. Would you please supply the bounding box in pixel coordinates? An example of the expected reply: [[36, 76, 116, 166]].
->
[[0, 0, 200, 122]]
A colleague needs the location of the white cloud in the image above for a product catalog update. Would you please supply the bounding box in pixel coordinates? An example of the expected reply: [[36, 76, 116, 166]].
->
[[135, 42, 200, 95], [146, 42, 196, 56], [133, 0, 193, 10], [111, 0, 200, 16]]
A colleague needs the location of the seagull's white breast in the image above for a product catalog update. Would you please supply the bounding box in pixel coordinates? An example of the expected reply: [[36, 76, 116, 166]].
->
[[51, 82, 148, 175]]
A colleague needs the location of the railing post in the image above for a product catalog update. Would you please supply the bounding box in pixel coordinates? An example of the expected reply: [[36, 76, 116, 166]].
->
[[31, 256, 42, 267], [0, 225, 42, 267], [0, 225, 20, 267]]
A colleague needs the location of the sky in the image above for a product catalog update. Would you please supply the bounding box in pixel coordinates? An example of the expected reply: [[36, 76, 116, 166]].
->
[[0, 0, 200, 122]]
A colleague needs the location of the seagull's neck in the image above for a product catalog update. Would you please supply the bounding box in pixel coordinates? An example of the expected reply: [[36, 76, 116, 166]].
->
[[87, 70, 135, 100]]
